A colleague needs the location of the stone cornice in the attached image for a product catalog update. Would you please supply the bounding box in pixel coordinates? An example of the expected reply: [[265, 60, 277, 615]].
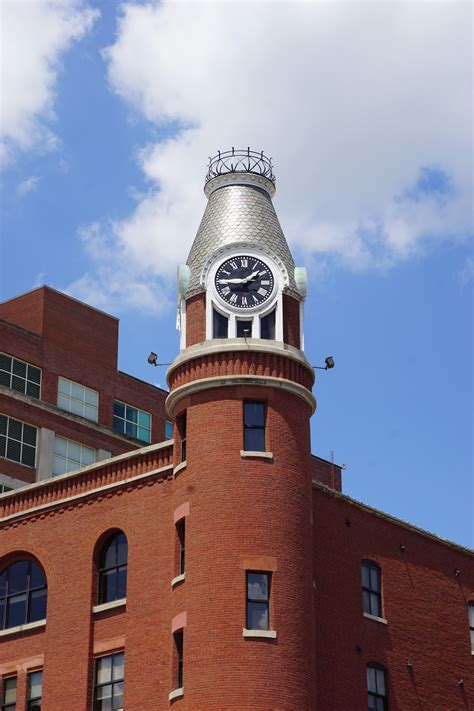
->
[[166, 374, 316, 417]]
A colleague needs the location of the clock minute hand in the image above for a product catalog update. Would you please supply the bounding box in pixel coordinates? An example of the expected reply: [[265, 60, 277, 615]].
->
[[242, 270, 260, 284], [217, 278, 246, 285]]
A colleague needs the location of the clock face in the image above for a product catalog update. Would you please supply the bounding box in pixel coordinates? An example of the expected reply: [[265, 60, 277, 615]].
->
[[215, 256, 275, 309]]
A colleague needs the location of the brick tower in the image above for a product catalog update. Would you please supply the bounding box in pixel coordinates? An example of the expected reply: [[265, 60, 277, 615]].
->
[[166, 149, 316, 710]]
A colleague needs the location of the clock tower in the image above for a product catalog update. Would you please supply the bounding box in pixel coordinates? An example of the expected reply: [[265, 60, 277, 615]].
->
[[166, 149, 317, 710]]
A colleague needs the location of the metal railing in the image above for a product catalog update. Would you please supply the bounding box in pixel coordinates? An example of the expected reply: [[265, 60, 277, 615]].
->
[[206, 148, 275, 184]]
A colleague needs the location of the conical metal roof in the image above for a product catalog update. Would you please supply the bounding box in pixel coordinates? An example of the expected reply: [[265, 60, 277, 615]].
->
[[186, 170, 297, 297]]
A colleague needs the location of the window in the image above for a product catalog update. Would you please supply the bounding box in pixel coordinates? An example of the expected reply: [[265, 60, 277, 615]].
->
[[174, 632, 184, 690], [1, 678, 16, 711], [213, 308, 228, 338], [236, 319, 252, 338], [27, 672, 42, 711], [0, 560, 47, 630], [176, 520, 185, 576], [53, 435, 96, 476], [178, 413, 187, 462], [94, 653, 124, 711], [0, 485, 13, 494], [57, 377, 98, 422], [260, 310, 275, 340], [113, 401, 151, 443], [243, 402, 265, 452], [165, 420, 173, 440], [0, 415, 37, 468], [0, 354, 41, 399], [362, 560, 382, 618], [98, 532, 128, 604], [246, 572, 270, 630], [367, 664, 387, 711], [468, 602, 474, 652]]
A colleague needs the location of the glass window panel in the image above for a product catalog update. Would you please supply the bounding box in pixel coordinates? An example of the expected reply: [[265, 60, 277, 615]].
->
[[12, 359, 27, 378], [0, 599, 4, 629], [70, 399, 84, 417], [361, 564, 370, 588], [0, 434, 6, 457], [125, 421, 136, 438], [67, 441, 81, 463], [8, 418, 22, 441], [0, 353, 12, 370], [376, 698, 385, 711], [468, 603, 474, 626], [28, 672, 42, 698], [58, 378, 70, 396], [84, 404, 98, 422], [213, 309, 228, 338], [21, 444, 36, 467], [30, 564, 46, 589], [138, 411, 150, 428], [247, 573, 269, 600], [99, 570, 116, 603], [27, 365, 41, 384], [0, 415, 7, 435], [362, 590, 371, 614], [6, 593, 27, 627], [3, 677, 17, 703], [84, 387, 98, 406], [96, 656, 113, 684], [370, 568, 380, 591], [370, 593, 381, 617], [125, 406, 138, 424], [470, 628, 474, 650], [0, 370, 11, 387], [260, 310, 275, 340], [137, 427, 150, 443], [244, 402, 265, 427], [96, 684, 113, 701], [117, 568, 127, 599], [23, 424, 37, 446], [236, 320, 252, 338], [368, 697, 378, 711], [104, 539, 117, 567], [116, 534, 128, 565], [54, 437, 67, 457], [244, 428, 265, 452], [0, 571, 6, 596], [11, 375, 26, 393], [112, 653, 124, 680], [81, 446, 95, 466], [7, 561, 29, 593], [165, 420, 173, 439], [113, 401, 125, 418], [6, 439, 21, 463], [376, 668, 386, 694], [53, 456, 68, 476], [112, 685, 124, 710], [247, 601, 269, 630], [70, 382, 85, 401], [29, 588, 47, 622], [113, 417, 124, 434], [367, 666, 377, 692], [26, 382, 40, 399], [57, 393, 70, 411]]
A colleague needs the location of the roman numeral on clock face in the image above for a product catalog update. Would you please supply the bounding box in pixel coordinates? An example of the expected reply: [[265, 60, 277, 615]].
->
[[240, 258, 248, 268], [229, 293, 238, 304], [230, 260, 238, 270], [257, 287, 268, 296]]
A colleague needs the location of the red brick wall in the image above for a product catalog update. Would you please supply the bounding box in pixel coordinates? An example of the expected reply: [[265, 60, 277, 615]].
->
[[283, 294, 300, 349], [312, 486, 474, 710], [0, 289, 45, 337], [185, 293, 206, 347], [310, 455, 342, 491]]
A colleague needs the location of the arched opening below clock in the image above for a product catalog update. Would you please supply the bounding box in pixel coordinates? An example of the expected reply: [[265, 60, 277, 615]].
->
[[213, 308, 228, 338], [260, 310, 276, 340], [236, 319, 253, 338]]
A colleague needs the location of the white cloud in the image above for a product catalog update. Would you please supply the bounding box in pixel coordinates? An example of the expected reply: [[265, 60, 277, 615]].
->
[[17, 175, 41, 196], [78, 1, 472, 311], [0, 0, 98, 164]]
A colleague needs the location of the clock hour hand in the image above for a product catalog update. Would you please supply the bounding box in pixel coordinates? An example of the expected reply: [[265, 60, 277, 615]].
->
[[242, 270, 260, 284]]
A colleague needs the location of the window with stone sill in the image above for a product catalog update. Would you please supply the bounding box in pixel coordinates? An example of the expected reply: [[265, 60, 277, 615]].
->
[[0, 414, 37, 468], [57, 377, 98, 422], [94, 652, 124, 711], [113, 401, 151, 444], [367, 664, 388, 711], [27, 671, 42, 711], [98, 532, 128, 605], [243, 402, 266, 452], [468, 601, 474, 652], [0, 560, 47, 631], [173, 631, 184, 690], [0, 353, 41, 400], [246, 571, 270, 631], [1, 677, 16, 711], [53, 435, 96, 476], [361, 560, 382, 618]]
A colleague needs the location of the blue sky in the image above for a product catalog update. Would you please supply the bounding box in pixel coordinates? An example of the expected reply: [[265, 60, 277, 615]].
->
[[1, 1, 472, 547]]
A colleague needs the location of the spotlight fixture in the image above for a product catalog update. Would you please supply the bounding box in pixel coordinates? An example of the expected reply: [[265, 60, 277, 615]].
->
[[314, 356, 335, 371], [147, 352, 172, 367], [458, 678, 464, 687], [400, 544, 406, 552], [454, 569, 461, 577], [406, 661, 413, 671]]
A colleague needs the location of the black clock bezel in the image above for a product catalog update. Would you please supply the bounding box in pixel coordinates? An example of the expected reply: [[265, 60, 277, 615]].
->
[[214, 255, 275, 311]]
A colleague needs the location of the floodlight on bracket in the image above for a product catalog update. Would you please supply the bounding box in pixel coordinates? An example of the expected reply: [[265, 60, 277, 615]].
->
[[147, 352, 172, 367], [313, 356, 335, 371]]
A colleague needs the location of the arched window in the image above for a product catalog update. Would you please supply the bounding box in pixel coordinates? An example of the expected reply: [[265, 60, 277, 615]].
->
[[361, 560, 382, 618], [0, 560, 47, 630], [367, 663, 388, 710], [98, 532, 128, 604]]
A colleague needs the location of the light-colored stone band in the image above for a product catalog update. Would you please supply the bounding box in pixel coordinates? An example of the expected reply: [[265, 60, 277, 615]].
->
[[166, 374, 316, 417]]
